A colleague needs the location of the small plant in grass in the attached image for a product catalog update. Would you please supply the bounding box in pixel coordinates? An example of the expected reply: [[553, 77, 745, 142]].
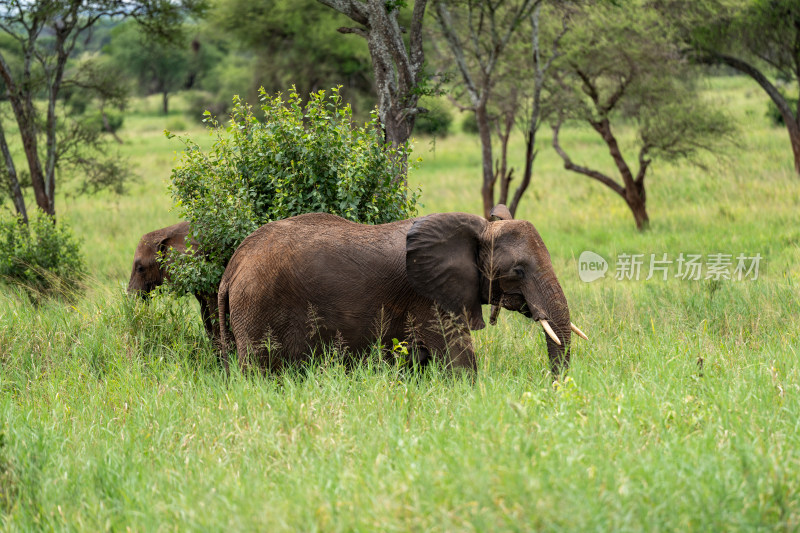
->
[[0, 210, 85, 302], [391, 337, 410, 367], [166, 86, 419, 297]]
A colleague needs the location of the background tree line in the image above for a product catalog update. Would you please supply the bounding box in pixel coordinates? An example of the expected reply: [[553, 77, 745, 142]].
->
[[1, 0, 798, 296]]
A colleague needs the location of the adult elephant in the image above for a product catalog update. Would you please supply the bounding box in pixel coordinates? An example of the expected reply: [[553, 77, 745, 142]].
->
[[127, 221, 219, 343], [218, 205, 587, 374]]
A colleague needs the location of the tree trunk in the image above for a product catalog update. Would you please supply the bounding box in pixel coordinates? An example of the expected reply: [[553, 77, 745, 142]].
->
[[476, 104, 495, 219], [163, 90, 169, 115], [626, 194, 649, 231], [791, 120, 800, 175], [496, 105, 515, 207], [0, 120, 28, 223], [709, 53, 800, 176], [510, 126, 536, 217], [319, 0, 428, 186], [19, 116, 51, 215]]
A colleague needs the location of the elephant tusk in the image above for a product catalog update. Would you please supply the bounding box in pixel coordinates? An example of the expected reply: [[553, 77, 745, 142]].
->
[[540, 320, 561, 346], [571, 322, 589, 341]]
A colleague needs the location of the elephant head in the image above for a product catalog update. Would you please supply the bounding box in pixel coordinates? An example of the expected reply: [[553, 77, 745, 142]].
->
[[406, 204, 586, 373], [127, 221, 191, 296]]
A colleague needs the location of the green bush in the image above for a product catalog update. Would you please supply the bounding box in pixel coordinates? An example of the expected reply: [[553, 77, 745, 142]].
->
[[414, 99, 453, 137], [185, 90, 231, 123], [166, 86, 419, 296], [84, 109, 125, 135], [461, 112, 479, 134], [766, 96, 798, 127], [0, 210, 85, 301]]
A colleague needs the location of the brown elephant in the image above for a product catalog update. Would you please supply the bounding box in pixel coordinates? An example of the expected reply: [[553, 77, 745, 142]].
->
[[127, 221, 219, 343], [218, 205, 587, 374]]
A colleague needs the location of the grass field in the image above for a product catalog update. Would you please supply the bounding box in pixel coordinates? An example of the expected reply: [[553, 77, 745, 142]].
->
[[1, 75, 799, 530]]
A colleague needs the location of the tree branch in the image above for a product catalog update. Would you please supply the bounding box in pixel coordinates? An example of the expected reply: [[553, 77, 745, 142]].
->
[[338, 26, 367, 38], [574, 67, 600, 106], [409, 0, 427, 71], [700, 50, 798, 128], [434, 2, 481, 107], [316, 0, 369, 26], [636, 145, 651, 183], [552, 118, 625, 197]]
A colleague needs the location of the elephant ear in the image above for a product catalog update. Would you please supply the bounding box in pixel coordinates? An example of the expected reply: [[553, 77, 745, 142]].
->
[[490, 204, 513, 221], [155, 234, 185, 270], [406, 213, 487, 330], [160, 230, 189, 256]]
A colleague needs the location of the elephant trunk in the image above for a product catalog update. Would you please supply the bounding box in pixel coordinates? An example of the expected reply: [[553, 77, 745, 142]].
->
[[127, 276, 142, 296], [526, 279, 571, 374]]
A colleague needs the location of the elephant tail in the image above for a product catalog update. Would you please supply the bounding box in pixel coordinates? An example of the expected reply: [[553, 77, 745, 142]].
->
[[218, 277, 233, 372]]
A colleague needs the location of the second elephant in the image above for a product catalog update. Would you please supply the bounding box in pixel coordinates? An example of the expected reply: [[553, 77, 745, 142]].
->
[[128, 221, 219, 343]]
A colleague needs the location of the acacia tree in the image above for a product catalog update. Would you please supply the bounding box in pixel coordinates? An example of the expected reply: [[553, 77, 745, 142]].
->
[[431, 0, 540, 219], [673, 0, 800, 176], [316, 0, 429, 179], [0, 0, 202, 221], [211, 0, 374, 111], [106, 20, 192, 115], [490, 2, 569, 218], [550, 1, 732, 230]]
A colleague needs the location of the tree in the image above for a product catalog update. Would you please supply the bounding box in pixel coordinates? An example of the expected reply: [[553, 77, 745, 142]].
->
[[549, 1, 732, 230], [432, 0, 540, 219], [316, 0, 430, 180], [672, 0, 800, 176], [210, 0, 374, 114], [106, 20, 191, 115], [0, 0, 203, 220], [431, 0, 567, 219]]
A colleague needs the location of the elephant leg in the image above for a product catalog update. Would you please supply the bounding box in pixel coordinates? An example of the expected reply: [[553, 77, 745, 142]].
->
[[234, 328, 287, 373], [415, 333, 476, 374], [197, 292, 219, 342], [232, 313, 308, 374], [438, 328, 476, 374], [417, 314, 476, 374]]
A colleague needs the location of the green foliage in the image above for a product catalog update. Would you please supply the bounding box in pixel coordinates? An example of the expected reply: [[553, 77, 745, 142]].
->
[[687, 0, 800, 82], [414, 98, 453, 137], [552, 1, 733, 172], [83, 109, 125, 134], [209, 0, 374, 116], [0, 211, 85, 301], [766, 96, 799, 126], [167, 86, 419, 296], [461, 112, 479, 134], [183, 52, 253, 121], [105, 21, 192, 113]]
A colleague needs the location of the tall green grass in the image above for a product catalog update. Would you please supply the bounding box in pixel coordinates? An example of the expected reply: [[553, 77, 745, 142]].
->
[[1, 77, 799, 530]]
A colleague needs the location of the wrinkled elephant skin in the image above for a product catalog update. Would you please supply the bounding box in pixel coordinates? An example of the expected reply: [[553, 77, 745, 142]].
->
[[218, 208, 575, 374]]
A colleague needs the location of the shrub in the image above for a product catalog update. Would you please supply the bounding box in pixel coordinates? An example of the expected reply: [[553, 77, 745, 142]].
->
[[166, 86, 419, 297], [414, 99, 453, 137], [84, 109, 124, 135], [0, 210, 85, 301], [766, 96, 798, 127], [461, 112, 479, 134], [185, 90, 230, 123]]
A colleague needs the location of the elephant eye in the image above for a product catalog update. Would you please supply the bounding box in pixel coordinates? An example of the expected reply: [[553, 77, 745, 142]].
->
[[513, 266, 525, 279]]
